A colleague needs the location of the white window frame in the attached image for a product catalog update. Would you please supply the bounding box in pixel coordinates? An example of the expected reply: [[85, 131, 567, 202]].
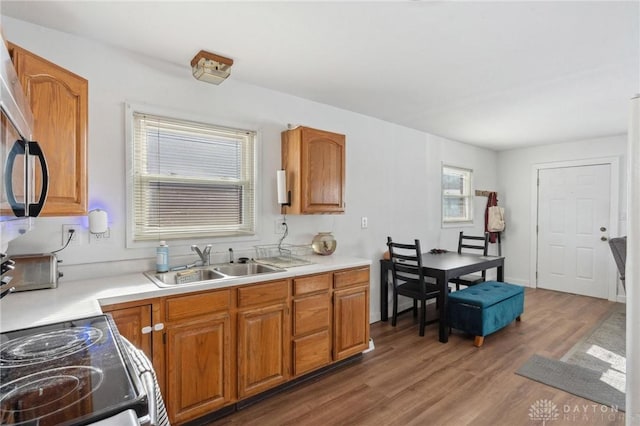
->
[[125, 103, 259, 246], [442, 164, 473, 225]]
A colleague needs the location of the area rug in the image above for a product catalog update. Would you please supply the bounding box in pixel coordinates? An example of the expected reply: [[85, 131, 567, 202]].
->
[[516, 304, 626, 411]]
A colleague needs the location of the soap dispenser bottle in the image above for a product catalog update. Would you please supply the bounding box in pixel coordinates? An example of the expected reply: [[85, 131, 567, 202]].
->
[[156, 241, 169, 272]]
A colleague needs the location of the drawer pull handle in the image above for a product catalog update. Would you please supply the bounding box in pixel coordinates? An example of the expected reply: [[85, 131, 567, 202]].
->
[[153, 323, 165, 331], [141, 326, 152, 334]]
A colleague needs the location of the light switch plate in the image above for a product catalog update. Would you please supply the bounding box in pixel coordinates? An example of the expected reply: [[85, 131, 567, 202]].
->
[[361, 217, 368, 229]]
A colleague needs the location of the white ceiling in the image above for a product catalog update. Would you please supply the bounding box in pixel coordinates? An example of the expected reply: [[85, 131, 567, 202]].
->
[[2, 1, 638, 150]]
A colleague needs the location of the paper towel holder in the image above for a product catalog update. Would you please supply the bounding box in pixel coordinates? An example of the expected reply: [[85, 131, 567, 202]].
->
[[88, 209, 109, 234]]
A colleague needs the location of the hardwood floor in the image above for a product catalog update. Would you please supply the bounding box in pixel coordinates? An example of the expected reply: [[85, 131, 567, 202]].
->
[[209, 288, 624, 426]]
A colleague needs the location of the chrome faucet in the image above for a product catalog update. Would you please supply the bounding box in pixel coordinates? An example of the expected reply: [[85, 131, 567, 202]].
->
[[228, 248, 234, 263], [191, 244, 212, 266]]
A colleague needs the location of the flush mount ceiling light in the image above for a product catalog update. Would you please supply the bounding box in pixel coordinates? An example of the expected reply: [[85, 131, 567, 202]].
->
[[190, 50, 234, 85]]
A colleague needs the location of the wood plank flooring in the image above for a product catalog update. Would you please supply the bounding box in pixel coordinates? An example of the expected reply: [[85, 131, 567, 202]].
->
[[209, 288, 625, 426]]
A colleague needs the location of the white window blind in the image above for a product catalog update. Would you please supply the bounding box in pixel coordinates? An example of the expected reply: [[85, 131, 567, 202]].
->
[[442, 165, 473, 223], [130, 112, 256, 241]]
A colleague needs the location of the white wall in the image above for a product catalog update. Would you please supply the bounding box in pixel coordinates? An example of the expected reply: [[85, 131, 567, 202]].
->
[[497, 135, 628, 292], [2, 17, 499, 322]]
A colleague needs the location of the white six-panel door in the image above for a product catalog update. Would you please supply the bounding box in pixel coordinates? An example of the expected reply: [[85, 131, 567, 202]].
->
[[537, 164, 612, 298]]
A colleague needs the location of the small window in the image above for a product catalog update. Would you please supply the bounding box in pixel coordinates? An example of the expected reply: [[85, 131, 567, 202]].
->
[[442, 165, 473, 224], [128, 111, 256, 241]]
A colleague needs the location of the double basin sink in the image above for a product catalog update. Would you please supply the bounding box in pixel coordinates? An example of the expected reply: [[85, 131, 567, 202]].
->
[[145, 262, 285, 288]]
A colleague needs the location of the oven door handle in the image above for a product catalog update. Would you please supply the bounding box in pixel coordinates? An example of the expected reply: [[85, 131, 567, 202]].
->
[[139, 371, 158, 426]]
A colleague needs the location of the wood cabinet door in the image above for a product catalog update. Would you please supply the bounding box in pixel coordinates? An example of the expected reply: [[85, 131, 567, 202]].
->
[[301, 127, 345, 213], [281, 126, 345, 214], [10, 43, 88, 216], [166, 314, 232, 424], [106, 304, 152, 359], [333, 285, 370, 360], [102, 301, 165, 398], [237, 303, 289, 398]]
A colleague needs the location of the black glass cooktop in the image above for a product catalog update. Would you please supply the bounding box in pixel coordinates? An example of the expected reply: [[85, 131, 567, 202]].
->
[[0, 315, 147, 425]]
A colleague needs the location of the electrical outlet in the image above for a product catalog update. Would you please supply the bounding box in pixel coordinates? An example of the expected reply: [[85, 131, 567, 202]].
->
[[361, 216, 368, 229], [274, 220, 287, 234], [62, 224, 81, 246], [89, 228, 111, 244]]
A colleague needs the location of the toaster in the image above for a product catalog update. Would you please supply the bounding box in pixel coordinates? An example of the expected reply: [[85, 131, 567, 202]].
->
[[9, 253, 63, 291]]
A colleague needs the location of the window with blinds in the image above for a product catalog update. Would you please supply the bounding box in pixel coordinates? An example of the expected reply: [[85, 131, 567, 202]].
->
[[130, 112, 256, 241], [442, 165, 473, 224]]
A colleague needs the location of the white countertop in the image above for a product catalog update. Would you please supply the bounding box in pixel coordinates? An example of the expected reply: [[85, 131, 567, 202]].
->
[[0, 255, 371, 333]]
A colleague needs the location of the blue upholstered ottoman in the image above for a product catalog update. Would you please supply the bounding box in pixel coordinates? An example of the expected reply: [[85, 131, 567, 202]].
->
[[447, 281, 524, 347]]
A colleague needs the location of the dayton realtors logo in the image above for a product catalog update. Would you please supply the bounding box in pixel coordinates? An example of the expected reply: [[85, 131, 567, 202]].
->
[[529, 399, 560, 425], [528, 399, 624, 424]]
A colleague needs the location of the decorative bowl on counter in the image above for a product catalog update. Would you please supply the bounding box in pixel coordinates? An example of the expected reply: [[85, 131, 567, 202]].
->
[[312, 232, 337, 255]]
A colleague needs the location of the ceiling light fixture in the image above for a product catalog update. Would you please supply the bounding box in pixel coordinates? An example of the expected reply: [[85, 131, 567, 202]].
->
[[190, 50, 234, 85]]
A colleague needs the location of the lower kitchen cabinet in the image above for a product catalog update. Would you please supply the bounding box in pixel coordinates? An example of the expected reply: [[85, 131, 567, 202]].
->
[[236, 280, 290, 399], [105, 303, 152, 357], [333, 267, 371, 360], [291, 273, 332, 376], [103, 265, 369, 425], [164, 289, 233, 424], [102, 300, 165, 395]]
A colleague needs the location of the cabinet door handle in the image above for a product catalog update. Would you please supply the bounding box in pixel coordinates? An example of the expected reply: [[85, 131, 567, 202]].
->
[[141, 326, 152, 334], [153, 323, 165, 331]]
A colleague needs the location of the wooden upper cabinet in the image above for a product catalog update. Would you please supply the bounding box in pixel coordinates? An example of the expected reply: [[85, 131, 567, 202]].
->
[[9, 43, 88, 216], [281, 126, 345, 214]]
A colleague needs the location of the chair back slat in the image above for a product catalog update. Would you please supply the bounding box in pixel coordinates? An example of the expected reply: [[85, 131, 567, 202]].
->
[[457, 231, 490, 279], [458, 232, 489, 256], [386, 236, 441, 336], [386, 237, 426, 291]]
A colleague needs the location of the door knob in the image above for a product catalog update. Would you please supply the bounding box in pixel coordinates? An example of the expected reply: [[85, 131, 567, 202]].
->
[[601, 236, 608, 241], [600, 227, 607, 232]]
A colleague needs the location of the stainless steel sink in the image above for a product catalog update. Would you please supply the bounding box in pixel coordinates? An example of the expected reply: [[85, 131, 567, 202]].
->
[[144, 262, 285, 288], [145, 267, 226, 287], [211, 262, 284, 277]]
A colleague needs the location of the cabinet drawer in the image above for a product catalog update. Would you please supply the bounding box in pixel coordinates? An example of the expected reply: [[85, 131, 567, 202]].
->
[[292, 330, 331, 376], [293, 274, 331, 296], [293, 294, 330, 336], [333, 267, 370, 289], [166, 289, 230, 322], [237, 280, 288, 308]]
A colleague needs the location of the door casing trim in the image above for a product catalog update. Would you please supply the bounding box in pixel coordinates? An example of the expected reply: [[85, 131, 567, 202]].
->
[[530, 157, 620, 301]]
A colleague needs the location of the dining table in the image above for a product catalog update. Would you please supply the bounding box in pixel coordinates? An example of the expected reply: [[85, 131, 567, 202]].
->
[[379, 251, 505, 343]]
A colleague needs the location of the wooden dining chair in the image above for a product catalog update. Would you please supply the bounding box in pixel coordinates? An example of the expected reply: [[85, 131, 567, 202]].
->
[[449, 231, 490, 291], [386, 237, 440, 336], [608, 236, 626, 291]]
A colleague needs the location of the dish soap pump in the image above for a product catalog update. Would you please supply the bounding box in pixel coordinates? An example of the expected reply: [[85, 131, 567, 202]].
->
[[156, 241, 169, 272]]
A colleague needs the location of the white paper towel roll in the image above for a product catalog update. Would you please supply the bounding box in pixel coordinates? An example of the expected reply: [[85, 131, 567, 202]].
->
[[277, 170, 288, 204], [89, 209, 108, 234]]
